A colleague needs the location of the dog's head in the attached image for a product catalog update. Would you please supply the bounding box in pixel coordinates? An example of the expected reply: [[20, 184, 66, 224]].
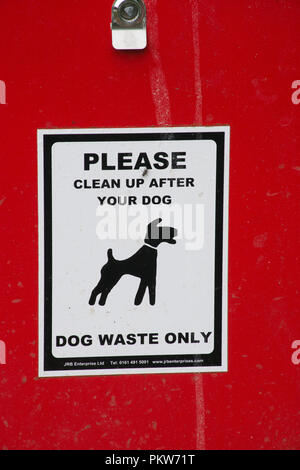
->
[[145, 218, 178, 247]]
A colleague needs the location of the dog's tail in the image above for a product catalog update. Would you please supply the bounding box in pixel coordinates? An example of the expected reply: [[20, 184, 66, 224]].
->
[[107, 248, 114, 261]]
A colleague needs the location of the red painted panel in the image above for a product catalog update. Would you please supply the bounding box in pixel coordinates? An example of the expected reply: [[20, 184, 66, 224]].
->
[[0, 0, 299, 450]]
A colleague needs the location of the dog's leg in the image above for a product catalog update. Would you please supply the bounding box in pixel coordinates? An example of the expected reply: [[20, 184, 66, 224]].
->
[[148, 280, 156, 306], [89, 280, 103, 305], [98, 274, 122, 306], [148, 264, 157, 306], [99, 289, 110, 306], [89, 291, 97, 306], [135, 280, 148, 305]]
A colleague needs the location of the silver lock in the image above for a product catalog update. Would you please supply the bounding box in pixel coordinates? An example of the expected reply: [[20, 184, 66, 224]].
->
[[111, 0, 147, 50]]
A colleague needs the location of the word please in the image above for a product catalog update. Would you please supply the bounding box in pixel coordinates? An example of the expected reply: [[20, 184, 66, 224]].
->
[[84, 151, 187, 171]]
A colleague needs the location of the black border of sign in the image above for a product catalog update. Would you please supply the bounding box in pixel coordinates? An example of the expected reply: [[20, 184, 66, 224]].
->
[[42, 131, 225, 373]]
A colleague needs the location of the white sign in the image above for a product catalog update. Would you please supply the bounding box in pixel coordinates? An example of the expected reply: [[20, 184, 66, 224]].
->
[[38, 127, 230, 377]]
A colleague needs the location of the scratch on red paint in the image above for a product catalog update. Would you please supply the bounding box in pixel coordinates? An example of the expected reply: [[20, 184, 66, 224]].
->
[[147, 0, 172, 126]]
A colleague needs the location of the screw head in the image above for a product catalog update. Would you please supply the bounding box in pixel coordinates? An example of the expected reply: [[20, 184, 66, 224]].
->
[[119, 1, 140, 22]]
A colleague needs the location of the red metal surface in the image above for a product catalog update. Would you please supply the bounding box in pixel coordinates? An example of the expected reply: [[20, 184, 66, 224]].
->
[[0, 0, 299, 450]]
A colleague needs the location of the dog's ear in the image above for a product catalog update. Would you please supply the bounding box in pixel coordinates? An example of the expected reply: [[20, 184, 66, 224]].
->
[[146, 219, 163, 243], [148, 218, 162, 229]]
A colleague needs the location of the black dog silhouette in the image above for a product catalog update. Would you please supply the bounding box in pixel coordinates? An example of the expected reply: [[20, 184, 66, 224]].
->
[[89, 218, 177, 306]]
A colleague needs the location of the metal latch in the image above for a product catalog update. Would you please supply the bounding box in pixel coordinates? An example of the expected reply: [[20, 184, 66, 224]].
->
[[111, 0, 147, 50]]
